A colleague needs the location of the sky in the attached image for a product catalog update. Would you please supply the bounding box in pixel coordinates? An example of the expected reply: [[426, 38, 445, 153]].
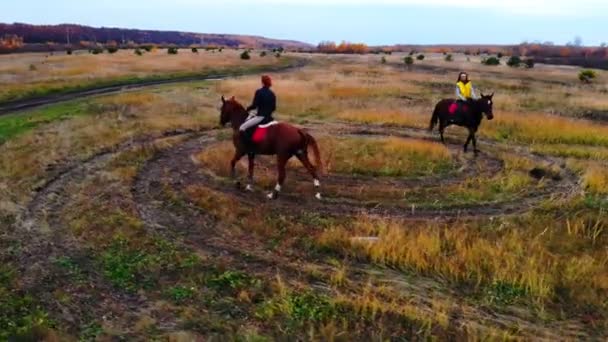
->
[[2, 0, 607, 46]]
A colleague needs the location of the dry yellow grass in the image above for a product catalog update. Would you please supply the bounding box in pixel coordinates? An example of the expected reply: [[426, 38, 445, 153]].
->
[[582, 164, 608, 194], [318, 216, 608, 306], [0, 85, 218, 206], [194, 135, 453, 179], [0, 49, 287, 102], [483, 111, 608, 146]]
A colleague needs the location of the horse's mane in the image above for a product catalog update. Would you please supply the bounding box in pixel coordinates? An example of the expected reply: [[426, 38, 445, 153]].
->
[[227, 97, 246, 111]]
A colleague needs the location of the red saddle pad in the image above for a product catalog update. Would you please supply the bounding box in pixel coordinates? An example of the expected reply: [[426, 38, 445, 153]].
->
[[252, 126, 267, 143]]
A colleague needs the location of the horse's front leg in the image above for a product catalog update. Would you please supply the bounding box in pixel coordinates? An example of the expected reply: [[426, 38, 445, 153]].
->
[[268, 154, 289, 200], [246, 153, 255, 192], [230, 150, 245, 188], [439, 121, 446, 144], [472, 132, 480, 155], [463, 132, 473, 153]]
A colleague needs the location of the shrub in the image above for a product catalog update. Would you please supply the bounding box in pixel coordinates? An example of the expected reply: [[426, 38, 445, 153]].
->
[[275, 52, 281, 58], [141, 45, 153, 52], [91, 47, 103, 55], [408, 51, 415, 56], [241, 50, 251, 60], [107, 46, 119, 54], [134, 48, 143, 56], [416, 54, 425, 61], [482, 56, 501, 66], [507, 56, 522, 67], [191, 47, 198, 53], [523, 58, 535, 68], [260, 51, 267, 57], [66, 48, 73, 55], [445, 54, 453, 62], [381, 56, 387, 64], [404, 56, 414, 69], [579, 69, 597, 83], [167, 47, 178, 55]]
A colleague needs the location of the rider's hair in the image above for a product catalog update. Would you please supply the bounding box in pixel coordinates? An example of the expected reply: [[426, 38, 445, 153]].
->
[[457, 72, 469, 83]]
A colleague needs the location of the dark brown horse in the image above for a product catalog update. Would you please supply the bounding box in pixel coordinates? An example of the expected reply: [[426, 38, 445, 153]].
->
[[429, 93, 494, 155], [219, 96, 323, 199]]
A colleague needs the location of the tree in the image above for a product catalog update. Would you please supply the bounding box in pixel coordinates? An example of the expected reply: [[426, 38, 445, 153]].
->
[[404, 56, 414, 70], [579, 69, 596, 83], [482, 56, 500, 66], [574, 36, 583, 47], [240, 50, 251, 60], [523, 58, 535, 68], [507, 56, 521, 67], [167, 47, 178, 54], [445, 54, 453, 62], [191, 47, 198, 53], [416, 54, 425, 61]]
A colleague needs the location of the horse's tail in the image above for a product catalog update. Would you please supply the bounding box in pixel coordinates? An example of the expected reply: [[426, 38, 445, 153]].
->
[[300, 130, 323, 174], [429, 104, 440, 132]]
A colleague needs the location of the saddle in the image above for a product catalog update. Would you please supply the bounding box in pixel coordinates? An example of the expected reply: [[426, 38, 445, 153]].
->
[[449, 101, 469, 116], [251, 121, 279, 144], [242, 121, 279, 147]]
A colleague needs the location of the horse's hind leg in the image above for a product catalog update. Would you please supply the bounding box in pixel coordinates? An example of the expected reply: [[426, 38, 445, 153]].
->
[[268, 154, 289, 200], [246, 153, 255, 192], [439, 122, 446, 144], [297, 153, 322, 200]]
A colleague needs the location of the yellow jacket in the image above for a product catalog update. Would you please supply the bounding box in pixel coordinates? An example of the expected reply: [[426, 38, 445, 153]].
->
[[456, 81, 476, 100]]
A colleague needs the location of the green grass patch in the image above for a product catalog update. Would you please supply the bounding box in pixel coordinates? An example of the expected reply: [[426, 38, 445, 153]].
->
[[0, 100, 88, 143], [0, 264, 51, 341], [100, 236, 202, 292]]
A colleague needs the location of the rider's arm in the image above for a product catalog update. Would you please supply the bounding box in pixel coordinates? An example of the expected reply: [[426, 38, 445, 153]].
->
[[455, 85, 466, 101], [270, 92, 276, 113], [246, 90, 260, 112]]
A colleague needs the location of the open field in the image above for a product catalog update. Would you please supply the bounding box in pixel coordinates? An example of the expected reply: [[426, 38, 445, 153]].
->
[[0, 49, 291, 103], [1, 51, 608, 340]]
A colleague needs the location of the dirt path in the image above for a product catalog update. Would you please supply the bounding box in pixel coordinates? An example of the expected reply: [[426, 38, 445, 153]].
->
[[12, 118, 588, 338]]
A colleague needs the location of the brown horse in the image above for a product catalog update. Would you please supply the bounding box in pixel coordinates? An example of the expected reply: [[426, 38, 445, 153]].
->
[[219, 96, 323, 199]]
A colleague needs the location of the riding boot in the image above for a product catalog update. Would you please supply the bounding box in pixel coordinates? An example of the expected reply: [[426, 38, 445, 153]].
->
[[240, 129, 254, 152]]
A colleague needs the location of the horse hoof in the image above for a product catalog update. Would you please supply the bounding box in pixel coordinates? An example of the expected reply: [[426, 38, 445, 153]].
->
[[315, 193, 322, 200], [245, 184, 254, 192], [267, 192, 278, 200]]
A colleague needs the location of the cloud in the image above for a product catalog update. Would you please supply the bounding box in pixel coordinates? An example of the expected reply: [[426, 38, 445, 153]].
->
[[181, 0, 608, 16]]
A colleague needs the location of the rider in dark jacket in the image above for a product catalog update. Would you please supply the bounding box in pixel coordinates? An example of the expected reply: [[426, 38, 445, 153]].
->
[[240, 75, 276, 132]]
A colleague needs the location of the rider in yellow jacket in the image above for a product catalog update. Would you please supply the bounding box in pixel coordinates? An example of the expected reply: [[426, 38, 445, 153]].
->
[[456, 72, 477, 103]]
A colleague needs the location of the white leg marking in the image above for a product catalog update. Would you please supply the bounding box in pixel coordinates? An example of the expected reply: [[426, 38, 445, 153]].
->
[[267, 192, 274, 199], [314, 179, 320, 187], [315, 192, 322, 200], [245, 184, 253, 192], [274, 184, 282, 192]]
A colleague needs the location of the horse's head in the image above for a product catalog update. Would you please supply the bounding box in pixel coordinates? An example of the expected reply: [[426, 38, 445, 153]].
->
[[479, 93, 494, 120], [220, 95, 246, 127]]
